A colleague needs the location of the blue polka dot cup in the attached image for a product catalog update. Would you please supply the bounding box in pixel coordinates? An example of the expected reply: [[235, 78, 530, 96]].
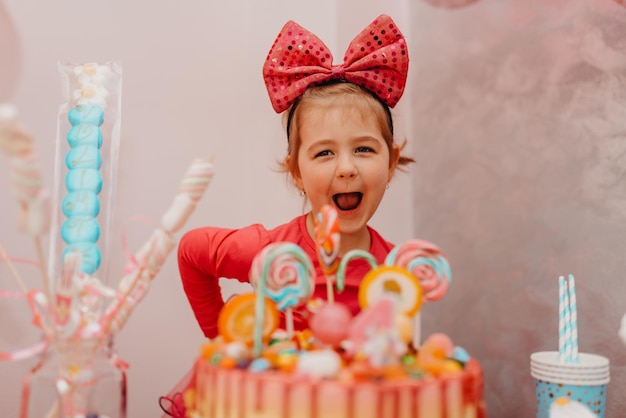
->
[[531, 351, 610, 418]]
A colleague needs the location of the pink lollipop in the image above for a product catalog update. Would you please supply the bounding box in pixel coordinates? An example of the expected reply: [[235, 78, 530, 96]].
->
[[249, 242, 315, 311], [313, 205, 340, 302], [384, 240, 451, 302], [250, 242, 315, 352]]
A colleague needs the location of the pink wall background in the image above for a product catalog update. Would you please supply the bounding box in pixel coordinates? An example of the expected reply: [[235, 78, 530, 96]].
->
[[1, 0, 625, 417], [409, 1, 626, 416]]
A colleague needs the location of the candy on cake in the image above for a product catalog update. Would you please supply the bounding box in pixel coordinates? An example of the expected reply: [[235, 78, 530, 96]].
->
[[175, 205, 486, 418]]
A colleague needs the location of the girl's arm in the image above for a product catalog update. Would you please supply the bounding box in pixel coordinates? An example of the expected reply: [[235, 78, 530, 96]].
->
[[178, 225, 268, 338]]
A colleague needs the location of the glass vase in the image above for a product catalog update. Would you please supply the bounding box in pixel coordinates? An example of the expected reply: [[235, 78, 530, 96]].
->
[[22, 336, 127, 418]]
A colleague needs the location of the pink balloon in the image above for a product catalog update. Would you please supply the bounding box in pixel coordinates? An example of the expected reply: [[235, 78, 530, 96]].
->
[[0, 3, 22, 101], [422, 0, 480, 9]]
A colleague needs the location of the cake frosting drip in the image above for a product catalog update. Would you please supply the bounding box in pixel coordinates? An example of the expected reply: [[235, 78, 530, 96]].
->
[[191, 358, 483, 418]]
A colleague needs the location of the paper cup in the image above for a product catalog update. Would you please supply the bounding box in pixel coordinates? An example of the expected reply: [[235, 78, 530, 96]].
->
[[531, 352, 609, 370], [530, 351, 610, 418]]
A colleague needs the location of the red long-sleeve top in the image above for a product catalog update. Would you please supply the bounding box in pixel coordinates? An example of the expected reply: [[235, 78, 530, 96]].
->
[[178, 214, 395, 338]]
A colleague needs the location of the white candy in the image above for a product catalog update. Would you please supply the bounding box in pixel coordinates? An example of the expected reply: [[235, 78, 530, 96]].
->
[[296, 350, 342, 379], [72, 84, 110, 108], [0, 103, 18, 120], [224, 341, 249, 360], [73, 63, 113, 86], [161, 193, 196, 234]]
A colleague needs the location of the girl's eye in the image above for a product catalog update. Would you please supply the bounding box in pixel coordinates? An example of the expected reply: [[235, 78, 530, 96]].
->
[[314, 150, 332, 158], [355, 146, 374, 153]]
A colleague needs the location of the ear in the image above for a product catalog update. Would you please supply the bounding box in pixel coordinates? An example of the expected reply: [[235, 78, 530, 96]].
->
[[387, 144, 400, 182], [285, 155, 304, 190]]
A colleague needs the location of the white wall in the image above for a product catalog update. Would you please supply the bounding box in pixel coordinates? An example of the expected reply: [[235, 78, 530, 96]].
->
[[0, 1, 414, 416]]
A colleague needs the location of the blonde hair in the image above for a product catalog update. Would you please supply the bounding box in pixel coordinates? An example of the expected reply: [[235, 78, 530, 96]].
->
[[279, 82, 414, 181]]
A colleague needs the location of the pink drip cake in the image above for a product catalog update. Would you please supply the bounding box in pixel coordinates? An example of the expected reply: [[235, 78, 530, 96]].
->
[[180, 234, 486, 418]]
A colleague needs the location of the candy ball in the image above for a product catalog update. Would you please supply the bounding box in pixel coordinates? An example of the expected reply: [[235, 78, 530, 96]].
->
[[422, 333, 455, 358], [249, 358, 271, 373], [453, 346, 470, 364], [296, 349, 342, 379], [309, 303, 352, 346]]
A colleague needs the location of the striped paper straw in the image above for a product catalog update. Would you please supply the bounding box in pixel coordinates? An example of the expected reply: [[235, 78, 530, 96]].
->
[[558, 276, 571, 363], [567, 274, 579, 363]]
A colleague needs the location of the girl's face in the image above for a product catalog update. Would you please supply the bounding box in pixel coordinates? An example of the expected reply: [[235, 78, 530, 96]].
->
[[292, 104, 399, 238]]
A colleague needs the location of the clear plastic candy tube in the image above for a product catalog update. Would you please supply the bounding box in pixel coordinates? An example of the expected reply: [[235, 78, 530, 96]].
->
[[48, 62, 122, 288]]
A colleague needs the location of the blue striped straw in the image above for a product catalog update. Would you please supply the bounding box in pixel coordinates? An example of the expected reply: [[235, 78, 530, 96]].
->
[[558, 275, 568, 363], [567, 274, 579, 363]]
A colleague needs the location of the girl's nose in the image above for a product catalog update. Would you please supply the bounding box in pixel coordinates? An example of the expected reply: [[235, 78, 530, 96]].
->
[[336, 154, 357, 179]]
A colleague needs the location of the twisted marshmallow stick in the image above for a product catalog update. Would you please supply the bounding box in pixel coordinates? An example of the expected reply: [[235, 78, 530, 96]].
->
[[100, 158, 214, 334], [0, 104, 53, 307], [0, 104, 51, 237]]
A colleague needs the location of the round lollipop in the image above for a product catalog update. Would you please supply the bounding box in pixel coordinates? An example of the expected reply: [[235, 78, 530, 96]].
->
[[309, 302, 352, 347], [313, 205, 340, 302], [249, 242, 315, 311], [249, 242, 315, 355], [384, 240, 451, 302], [358, 266, 423, 316], [218, 293, 279, 345]]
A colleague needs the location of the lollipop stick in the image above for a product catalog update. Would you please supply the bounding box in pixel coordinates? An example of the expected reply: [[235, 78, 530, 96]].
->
[[326, 274, 335, 304], [412, 311, 422, 349], [285, 308, 294, 338]]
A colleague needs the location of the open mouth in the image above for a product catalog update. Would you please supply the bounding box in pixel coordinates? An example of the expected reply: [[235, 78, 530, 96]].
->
[[333, 192, 363, 211]]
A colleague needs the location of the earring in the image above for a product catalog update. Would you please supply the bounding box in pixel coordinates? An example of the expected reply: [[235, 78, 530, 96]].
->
[[299, 190, 306, 197], [385, 184, 390, 190]]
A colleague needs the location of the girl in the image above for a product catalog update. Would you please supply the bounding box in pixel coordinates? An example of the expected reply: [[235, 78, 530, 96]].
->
[[178, 14, 414, 338]]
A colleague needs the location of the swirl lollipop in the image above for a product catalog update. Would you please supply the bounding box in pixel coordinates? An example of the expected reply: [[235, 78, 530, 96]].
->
[[385, 239, 451, 347], [249, 242, 315, 354], [384, 240, 451, 302], [313, 205, 340, 302]]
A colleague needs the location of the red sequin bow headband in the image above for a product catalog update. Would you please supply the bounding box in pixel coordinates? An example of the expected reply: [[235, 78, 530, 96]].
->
[[262, 14, 409, 113]]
